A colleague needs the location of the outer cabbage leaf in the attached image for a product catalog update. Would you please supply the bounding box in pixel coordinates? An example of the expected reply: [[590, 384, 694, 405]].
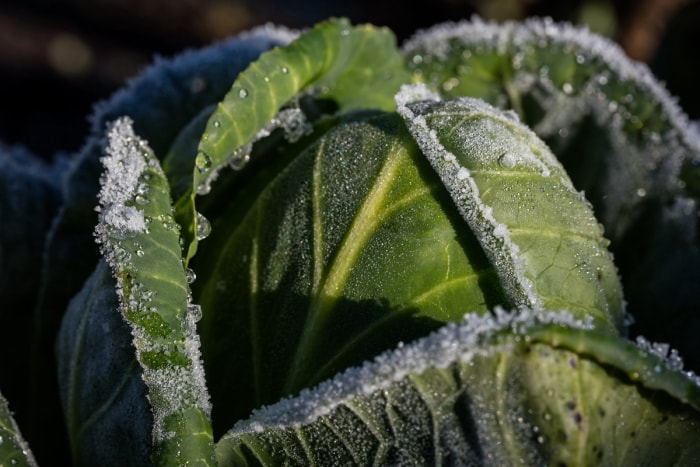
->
[[56, 261, 151, 466], [215, 309, 700, 466], [0, 143, 65, 461]]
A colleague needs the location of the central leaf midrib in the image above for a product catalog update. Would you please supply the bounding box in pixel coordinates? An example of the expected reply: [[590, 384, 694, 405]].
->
[[283, 139, 405, 393]]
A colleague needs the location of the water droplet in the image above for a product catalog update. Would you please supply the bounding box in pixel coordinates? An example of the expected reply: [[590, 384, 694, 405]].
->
[[238, 88, 249, 99], [135, 195, 149, 205], [161, 216, 174, 231], [136, 248, 145, 257], [498, 153, 517, 169], [188, 303, 203, 322], [562, 82, 573, 95], [264, 76, 270, 82], [229, 151, 250, 170], [196, 182, 211, 196], [575, 54, 585, 64], [281, 66, 289, 74], [636, 188, 647, 197], [186, 268, 197, 284], [195, 151, 212, 173], [412, 54, 424, 65], [213, 120, 220, 128], [196, 212, 211, 241]]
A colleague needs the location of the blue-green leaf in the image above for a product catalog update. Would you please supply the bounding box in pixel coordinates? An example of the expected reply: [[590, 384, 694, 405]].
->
[[56, 260, 152, 466], [0, 143, 65, 461]]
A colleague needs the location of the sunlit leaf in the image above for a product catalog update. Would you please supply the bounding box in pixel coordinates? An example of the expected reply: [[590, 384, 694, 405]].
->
[[183, 17, 410, 262]]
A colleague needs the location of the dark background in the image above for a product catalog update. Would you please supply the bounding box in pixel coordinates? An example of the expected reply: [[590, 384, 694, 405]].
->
[[1, 0, 698, 162]]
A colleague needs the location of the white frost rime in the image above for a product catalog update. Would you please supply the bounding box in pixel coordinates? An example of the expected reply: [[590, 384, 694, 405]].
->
[[228, 307, 592, 433], [95, 117, 148, 240]]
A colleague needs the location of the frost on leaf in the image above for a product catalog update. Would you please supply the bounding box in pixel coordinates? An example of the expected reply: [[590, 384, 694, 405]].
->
[[93, 117, 214, 460], [402, 16, 700, 242], [219, 307, 700, 465], [228, 307, 591, 433], [396, 84, 625, 332], [95, 117, 148, 246], [396, 84, 541, 311]]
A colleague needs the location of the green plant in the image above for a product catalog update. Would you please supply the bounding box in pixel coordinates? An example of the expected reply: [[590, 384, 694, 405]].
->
[[2, 15, 700, 466]]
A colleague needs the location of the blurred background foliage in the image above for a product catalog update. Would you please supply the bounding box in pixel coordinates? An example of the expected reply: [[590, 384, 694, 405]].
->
[[0, 0, 698, 161]]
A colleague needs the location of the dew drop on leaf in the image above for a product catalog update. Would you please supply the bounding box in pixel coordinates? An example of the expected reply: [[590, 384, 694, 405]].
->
[[229, 150, 250, 170], [185, 268, 196, 284], [281, 66, 289, 74], [188, 303, 202, 322], [498, 153, 517, 168], [196, 182, 211, 196], [195, 212, 211, 240], [238, 88, 249, 99], [195, 151, 212, 173]]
